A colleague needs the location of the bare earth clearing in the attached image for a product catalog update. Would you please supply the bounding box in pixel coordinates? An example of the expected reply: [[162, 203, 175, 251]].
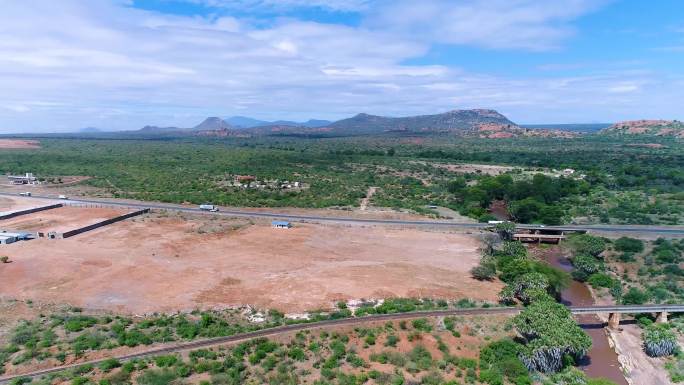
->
[[1, 206, 130, 233], [0, 196, 54, 215], [0, 139, 40, 149], [0, 209, 498, 314]]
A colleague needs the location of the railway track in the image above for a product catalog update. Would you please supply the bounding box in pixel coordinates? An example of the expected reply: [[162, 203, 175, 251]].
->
[[2, 304, 683, 383], [0, 307, 518, 383]]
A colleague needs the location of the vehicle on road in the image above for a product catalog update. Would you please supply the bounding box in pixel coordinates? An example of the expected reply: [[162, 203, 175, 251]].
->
[[199, 203, 219, 212], [58, 195, 68, 200], [19, 192, 31, 197]]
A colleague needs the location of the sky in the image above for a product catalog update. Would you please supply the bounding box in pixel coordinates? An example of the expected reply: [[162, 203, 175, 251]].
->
[[1, 0, 683, 132]]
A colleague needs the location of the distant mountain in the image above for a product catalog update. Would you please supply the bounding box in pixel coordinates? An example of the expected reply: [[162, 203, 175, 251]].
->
[[194, 117, 233, 131], [137, 109, 578, 139], [79, 127, 102, 133], [225, 116, 331, 128], [139, 125, 182, 132], [302, 119, 333, 128], [601, 120, 684, 137], [326, 109, 518, 136], [225, 116, 270, 128]]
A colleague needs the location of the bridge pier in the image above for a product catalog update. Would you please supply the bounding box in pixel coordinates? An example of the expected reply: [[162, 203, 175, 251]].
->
[[608, 312, 621, 329], [657, 311, 668, 324]]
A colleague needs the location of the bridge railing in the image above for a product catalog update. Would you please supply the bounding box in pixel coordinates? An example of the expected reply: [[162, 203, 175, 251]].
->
[[570, 304, 684, 314]]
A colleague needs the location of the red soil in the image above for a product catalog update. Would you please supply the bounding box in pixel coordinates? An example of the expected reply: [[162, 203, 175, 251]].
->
[[0, 214, 501, 314]]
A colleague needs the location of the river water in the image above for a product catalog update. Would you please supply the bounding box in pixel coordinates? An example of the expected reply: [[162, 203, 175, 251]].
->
[[543, 248, 628, 385]]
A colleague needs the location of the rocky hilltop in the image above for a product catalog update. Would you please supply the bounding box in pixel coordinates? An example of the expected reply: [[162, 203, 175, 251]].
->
[[326, 109, 518, 135], [138, 109, 578, 138], [602, 120, 684, 137]]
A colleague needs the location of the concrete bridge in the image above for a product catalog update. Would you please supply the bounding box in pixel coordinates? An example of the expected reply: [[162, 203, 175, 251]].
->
[[569, 304, 684, 328]]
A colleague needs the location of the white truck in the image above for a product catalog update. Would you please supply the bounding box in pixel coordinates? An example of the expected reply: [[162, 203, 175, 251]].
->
[[199, 204, 219, 212], [58, 195, 68, 200], [19, 192, 31, 197]]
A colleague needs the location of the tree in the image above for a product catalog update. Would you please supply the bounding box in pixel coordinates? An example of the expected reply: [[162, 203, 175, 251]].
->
[[568, 234, 606, 257], [513, 299, 592, 373], [501, 241, 527, 259], [499, 272, 553, 305], [494, 222, 516, 241], [643, 324, 678, 357], [509, 198, 543, 223], [570, 255, 602, 282], [0, 256, 9, 263]]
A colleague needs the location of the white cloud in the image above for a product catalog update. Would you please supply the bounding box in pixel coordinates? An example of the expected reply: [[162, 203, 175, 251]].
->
[[365, 0, 608, 50], [0, 0, 680, 132], [187, 0, 373, 12]]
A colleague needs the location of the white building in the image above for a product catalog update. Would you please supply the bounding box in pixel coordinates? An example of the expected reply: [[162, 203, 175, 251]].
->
[[8, 173, 37, 185]]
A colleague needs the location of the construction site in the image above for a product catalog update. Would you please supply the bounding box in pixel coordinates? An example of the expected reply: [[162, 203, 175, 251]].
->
[[0, 195, 499, 315]]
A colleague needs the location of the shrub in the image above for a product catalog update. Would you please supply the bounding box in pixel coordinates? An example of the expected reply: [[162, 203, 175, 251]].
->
[[99, 358, 121, 372], [385, 335, 399, 347], [136, 369, 179, 385], [411, 319, 432, 332], [622, 287, 649, 305], [64, 316, 99, 332], [587, 273, 616, 289], [614, 237, 644, 253], [471, 259, 497, 281], [154, 354, 178, 367], [479, 338, 530, 384], [643, 324, 679, 357]]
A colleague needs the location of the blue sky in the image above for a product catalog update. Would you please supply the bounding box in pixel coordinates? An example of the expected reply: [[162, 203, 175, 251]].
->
[[0, 0, 683, 132]]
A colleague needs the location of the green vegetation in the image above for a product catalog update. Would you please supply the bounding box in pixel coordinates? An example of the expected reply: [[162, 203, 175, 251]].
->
[[643, 324, 679, 357], [5, 316, 504, 385], [513, 299, 592, 373], [1, 134, 681, 224], [0, 298, 497, 373]]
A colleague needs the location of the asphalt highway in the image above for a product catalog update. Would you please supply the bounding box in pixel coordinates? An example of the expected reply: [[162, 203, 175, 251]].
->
[[2, 191, 684, 235]]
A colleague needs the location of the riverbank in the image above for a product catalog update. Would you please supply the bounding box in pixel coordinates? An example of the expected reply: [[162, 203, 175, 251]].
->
[[535, 245, 628, 385]]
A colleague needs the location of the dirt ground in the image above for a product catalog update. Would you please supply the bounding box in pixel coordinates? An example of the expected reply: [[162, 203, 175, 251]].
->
[[0, 139, 40, 149], [608, 324, 675, 385], [1, 206, 130, 233], [0, 196, 55, 215], [0, 211, 499, 314], [408, 160, 515, 176]]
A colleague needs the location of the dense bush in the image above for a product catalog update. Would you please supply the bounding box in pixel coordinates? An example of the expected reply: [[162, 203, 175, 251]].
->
[[479, 338, 531, 385], [513, 299, 592, 373], [643, 324, 679, 357], [622, 287, 650, 305], [614, 237, 644, 253], [568, 234, 606, 257], [587, 273, 616, 289]]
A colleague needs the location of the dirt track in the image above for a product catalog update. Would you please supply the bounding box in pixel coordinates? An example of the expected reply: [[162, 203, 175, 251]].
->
[[0, 212, 499, 314]]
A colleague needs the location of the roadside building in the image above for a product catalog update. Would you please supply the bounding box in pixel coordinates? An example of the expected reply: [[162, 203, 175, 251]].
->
[[235, 175, 256, 183], [0, 235, 16, 244], [8, 172, 37, 185], [0, 231, 34, 244], [271, 220, 292, 229]]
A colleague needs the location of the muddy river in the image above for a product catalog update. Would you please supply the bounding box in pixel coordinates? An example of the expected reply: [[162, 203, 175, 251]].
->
[[544, 248, 628, 385]]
